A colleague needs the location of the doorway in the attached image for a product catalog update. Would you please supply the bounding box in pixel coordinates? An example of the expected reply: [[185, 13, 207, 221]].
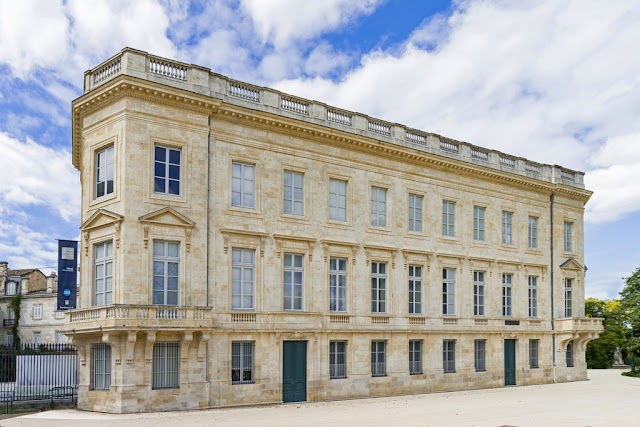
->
[[282, 341, 307, 402]]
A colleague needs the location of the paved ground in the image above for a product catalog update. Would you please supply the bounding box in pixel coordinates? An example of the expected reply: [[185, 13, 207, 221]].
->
[[1, 370, 637, 427]]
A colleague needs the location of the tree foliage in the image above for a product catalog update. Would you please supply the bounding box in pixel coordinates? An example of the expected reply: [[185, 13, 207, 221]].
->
[[620, 267, 640, 362], [585, 298, 626, 368]]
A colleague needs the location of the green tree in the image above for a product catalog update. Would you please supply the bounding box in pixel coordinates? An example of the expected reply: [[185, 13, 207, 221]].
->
[[585, 298, 626, 368], [620, 267, 640, 368]]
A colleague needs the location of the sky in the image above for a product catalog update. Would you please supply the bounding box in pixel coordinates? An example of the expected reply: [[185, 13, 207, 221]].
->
[[0, 0, 639, 300]]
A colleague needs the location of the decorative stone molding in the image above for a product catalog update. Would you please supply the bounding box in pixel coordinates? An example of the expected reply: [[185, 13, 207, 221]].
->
[[102, 332, 122, 364], [80, 209, 124, 256], [321, 239, 359, 264], [289, 331, 305, 340], [197, 333, 210, 361], [273, 234, 316, 261], [363, 244, 398, 268], [402, 249, 432, 270], [220, 229, 269, 257], [125, 331, 137, 364], [181, 331, 193, 362], [145, 331, 156, 363], [139, 207, 196, 250]]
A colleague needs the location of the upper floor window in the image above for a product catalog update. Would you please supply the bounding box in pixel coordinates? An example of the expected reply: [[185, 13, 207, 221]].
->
[[283, 253, 303, 311], [473, 206, 485, 241], [283, 171, 304, 216], [95, 146, 114, 198], [371, 261, 387, 314], [33, 304, 43, 320], [408, 194, 423, 232], [154, 146, 181, 196], [502, 211, 513, 245], [370, 186, 387, 227], [564, 278, 573, 317], [94, 241, 113, 306], [153, 241, 180, 306], [330, 257, 347, 312], [442, 268, 455, 315], [564, 221, 573, 252], [329, 179, 347, 222], [442, 201, 456, 237], [232, 248, 255, 310], [502, 273, 513, 317], [232, 162, 255, 209], [4, 279, 18, 296], [528, 276, 538, 318], [473, 271, 485, 316], [408, 265, 422, 315], [528, 216, 538, 249]]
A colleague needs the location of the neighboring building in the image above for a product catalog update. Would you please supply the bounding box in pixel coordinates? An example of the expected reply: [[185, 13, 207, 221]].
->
[[67, 48, 603, 414], [0, 261, 67, 345]]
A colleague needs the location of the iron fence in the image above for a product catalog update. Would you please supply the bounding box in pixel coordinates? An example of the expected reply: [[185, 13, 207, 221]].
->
[[1, 343, 77, 413]]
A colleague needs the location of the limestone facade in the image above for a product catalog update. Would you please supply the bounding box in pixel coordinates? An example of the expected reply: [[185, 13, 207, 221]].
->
[[68, 48, 603, 413]]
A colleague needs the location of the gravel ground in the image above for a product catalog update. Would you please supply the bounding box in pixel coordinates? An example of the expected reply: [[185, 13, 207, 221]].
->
[[2, 369, 636, 427]]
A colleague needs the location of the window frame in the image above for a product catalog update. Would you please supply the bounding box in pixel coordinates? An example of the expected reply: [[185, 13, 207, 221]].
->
[[442, 268, 456, 316], [370, 186, 388, 228], [502, 273, 513, 317], [473, 271, 485, 317], [95, 144, 114, 200], [232, 341, 255, 384], [371, 261, 387, 314], [152, 240, 180, 306], [232, 248, 255, 310], [528, 276, 538, 318], [328, 178, 348, 222], [231, 161, 256, 209], [564, 278, 573, 318], [473, 206, 485, 241], [528, 216, 538, 249], [329, 341, 347, 379], [153, 145, 181, 196], [33, 304, 43, 320], [408, 265, 422, 315], [371, 340, 387, 377], [564, 221, 573, 253], [409, 339, 423, 375], [283, 170, 304, 216], [442, 201, 456, 237], [91, 344, 112, 391], [566, 341, 574, 368], [93, 240, 113, 307], [502, 211, 513, 245], [443, 340, 456, 373], [529, 339, 539, 369], [152, 342, 180, 389], [33, 332, 41, 345], [283, 253, 304, 311], [329, 257, 348, 312], [408, 193, 423, 233], [474, 339, 486, 372]]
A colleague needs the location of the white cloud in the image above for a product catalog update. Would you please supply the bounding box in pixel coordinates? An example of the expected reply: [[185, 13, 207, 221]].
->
[[240, 0, 381, 48], [0, 133, 79, 221]]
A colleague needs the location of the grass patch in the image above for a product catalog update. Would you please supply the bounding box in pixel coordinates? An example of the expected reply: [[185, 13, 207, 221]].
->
[[622, 370, 640, 378]]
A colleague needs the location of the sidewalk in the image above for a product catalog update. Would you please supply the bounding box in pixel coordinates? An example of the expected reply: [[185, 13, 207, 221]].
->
[[3, 370, 637, 427]]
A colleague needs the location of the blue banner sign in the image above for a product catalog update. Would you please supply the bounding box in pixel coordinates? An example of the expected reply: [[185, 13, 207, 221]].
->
[[57, 240, 78, 310]]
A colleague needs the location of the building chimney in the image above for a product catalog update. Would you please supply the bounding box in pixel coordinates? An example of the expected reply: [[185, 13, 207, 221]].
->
[[47, 273, 58, 293], [0, 261, 7, 278], [21, 277, 29, 294]]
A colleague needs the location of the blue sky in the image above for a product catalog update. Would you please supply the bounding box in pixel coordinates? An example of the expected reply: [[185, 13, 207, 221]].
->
[[1, 0, 639, 299]]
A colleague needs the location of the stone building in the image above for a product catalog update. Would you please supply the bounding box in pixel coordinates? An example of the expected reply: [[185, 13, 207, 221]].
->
[[0, 261, 66, 345], [67, 48, 603, 413]]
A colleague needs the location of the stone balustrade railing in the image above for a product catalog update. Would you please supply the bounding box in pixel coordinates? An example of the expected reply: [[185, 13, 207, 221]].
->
[[555, 317, 604, 332], [69, 305, 212, 323], [83, 48, 586, 189]]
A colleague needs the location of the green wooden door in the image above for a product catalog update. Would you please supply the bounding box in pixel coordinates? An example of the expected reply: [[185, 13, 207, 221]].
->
[[283, 341, 307, 403], [504, 339, 516, 386]]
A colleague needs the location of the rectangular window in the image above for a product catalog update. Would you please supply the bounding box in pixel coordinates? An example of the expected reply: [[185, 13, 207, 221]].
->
[[329, 178, 347, 222], [528, 276, 538, 318], [92, 344, 112, 390], [371, 262, 387, 314], [33, 304, 43, 320], [409, 340, 423, 375], [370, 186, 387, 227], [564, 278, 573, 317], [5, 333, 13, 346], [232, 341, 255, 384], [371, 341, 387, 377], [231, 162, 255, 209], [529, 339, 539, 369], [56, 331, 66, 345], [33, 332, 41, 345], [566, 341, 574, 367], [442, 201, 456, 237], [95, 145, 114, 198], [442, 268, 455, 315], [329, 341, 347, 379], [154, 145, 181, 195], [283, 171, 304, 215], [152, 241, 180, 306], [502, 211, 513, 245], [93, 241, 113, 306], [408, 265, 422, 315], [408, 194, 423, 232], [502, 273, 513, 317], [473, 271, 485, 316], [232, 249, 255, 310], [4, 279, 18, 296], [152, 342, 180, 389], [443, 340, 456, 373], [528, 216, 538, 249], [474, 339, 486, 372], [564, 222, 573, 252], [283, 253, 303, 311], [473, 206, 485, 241], [329, 257, 348, 312]]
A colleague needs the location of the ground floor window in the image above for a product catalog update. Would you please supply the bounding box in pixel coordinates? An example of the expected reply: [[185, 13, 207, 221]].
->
[[474, 340, 486, 372], [443, 340, 456, 373], [152, 342, 180, 389], [232, 341, 255, 384], [409, 340, 423, 375], [371, 341, 387, 377], [566, 341, 574, 368], [92, 344, 112, 390], [329, 341, 347, 379], [529, 339, 539, 368]]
